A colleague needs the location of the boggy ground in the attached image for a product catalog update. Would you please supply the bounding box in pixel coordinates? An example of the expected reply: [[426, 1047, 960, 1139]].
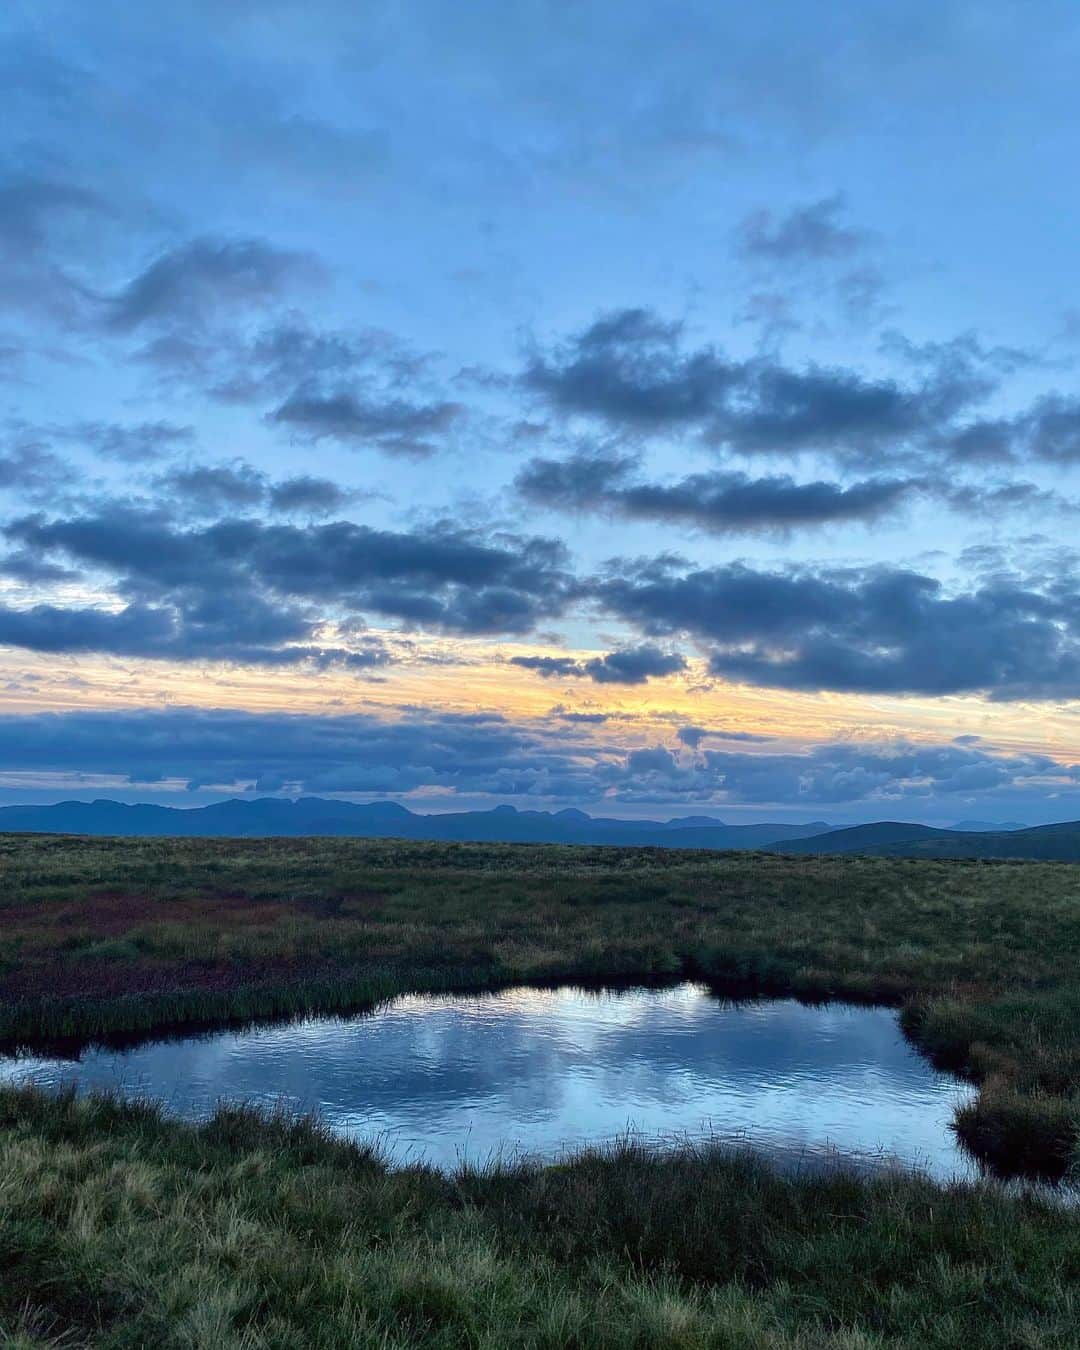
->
[[1, 832, 1080, 1181], [2, 1086, 1079, 1349]]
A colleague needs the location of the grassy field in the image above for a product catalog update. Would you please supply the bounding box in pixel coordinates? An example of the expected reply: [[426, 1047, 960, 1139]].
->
[[2, 832, 1080, 1347], [2, 832, 1080, 1180], [2, 1085, 1079, 1350]]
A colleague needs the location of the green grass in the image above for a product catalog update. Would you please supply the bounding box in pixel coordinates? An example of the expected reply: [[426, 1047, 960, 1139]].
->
[[3, 833, 1080, 1344], [3, 832, 1080, 1178], [2, 1084, 1079, 1349]]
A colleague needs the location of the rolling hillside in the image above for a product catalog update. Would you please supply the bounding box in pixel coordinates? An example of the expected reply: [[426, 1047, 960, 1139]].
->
[[775, 819, 1080, 860]]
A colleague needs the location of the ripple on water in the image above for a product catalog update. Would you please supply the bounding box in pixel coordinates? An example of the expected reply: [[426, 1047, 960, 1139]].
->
[[0, 982, 980, 1179]]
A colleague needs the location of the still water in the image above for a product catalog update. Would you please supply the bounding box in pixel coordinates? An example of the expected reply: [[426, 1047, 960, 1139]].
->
[[0, 983, 978, 1178]]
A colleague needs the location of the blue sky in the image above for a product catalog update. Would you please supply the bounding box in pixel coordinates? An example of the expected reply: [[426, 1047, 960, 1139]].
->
[[2, 0, 1080, 824]]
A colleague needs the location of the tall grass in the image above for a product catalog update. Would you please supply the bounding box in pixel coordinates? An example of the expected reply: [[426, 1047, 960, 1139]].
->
[[1, 1085, 1078, 1349], [3, 834, 1080, 1177]]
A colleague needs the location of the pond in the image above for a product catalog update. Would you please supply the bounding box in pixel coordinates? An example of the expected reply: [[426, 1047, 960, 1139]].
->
[[0, 982, 979, 1179]]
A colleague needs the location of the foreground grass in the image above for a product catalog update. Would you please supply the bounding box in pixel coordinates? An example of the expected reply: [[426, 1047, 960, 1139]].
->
[[2, 833, 1080, 1177], [2, 1085, 1078, 1350]]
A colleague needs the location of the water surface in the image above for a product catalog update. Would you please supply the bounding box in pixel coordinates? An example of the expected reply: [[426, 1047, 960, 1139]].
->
[[0, 983, 978, 1178]]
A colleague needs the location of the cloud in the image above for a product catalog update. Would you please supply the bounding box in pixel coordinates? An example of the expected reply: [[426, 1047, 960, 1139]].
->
[[0, 706, 1070, 816], [582, 646, 687, 683], [676, 725, 772, 747], [267, 475, 360, 515], [1, 421, 194, 488], [944, 479, 1079, 517], [270, 388, 463, 455], [13, 492, 1080, 697], [0, 594, 392, 672], [595, 556, 1080, 698], [950, 395, 1080, 466], [156, 463, 268, 514], [65, 420, 196, 463], [0, 551, 78, 584], [0, 440, 74, 497], [135, 316, 464, 457], [0, 172, 108, 321], [736, 193, 871, 262], [104, 236, 322, 332], [510, 655, 583, 679], [522, 308, 986, 460], [609, 736, 1072, 808], [511, 644, 686, 685], [6, 504, 576, 638], [155, 461, 367, 519], [0, 175, 105, 257], [0, 706, 622, 800], [517, 450, 919, 533]]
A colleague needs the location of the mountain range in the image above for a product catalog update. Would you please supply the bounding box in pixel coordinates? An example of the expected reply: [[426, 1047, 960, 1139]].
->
[[0, 797, 831, 849], [2, 796, 1078, 859]]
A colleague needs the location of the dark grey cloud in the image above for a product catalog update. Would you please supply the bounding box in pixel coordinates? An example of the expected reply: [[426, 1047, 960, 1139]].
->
[[0, 706, 620, 800], [0, 703, 1066, 814], [0, 550, 77, 584], [267, 474, 359, 515], [5, 504, 576, 638], [105, 236, 322, 332], [944, 479, 1078, 517], [737, 194, 871, 262], [510, 655, 583, 679], [596, 557, 1080, 699], [270, 388, 463, 455], [582, 645, 687, 683], [511, 643, 686, 685], [517, 449, 918, 533], [12, 491, 1080, 698], [610, 736, 1072, 808], [523, 308, 985, 460], [0, 593, 391, 672], [156, 461, 364, 519], [135, 316, 463, 457], [950, 396, 1080, 466], [157, 463, 268, 514]]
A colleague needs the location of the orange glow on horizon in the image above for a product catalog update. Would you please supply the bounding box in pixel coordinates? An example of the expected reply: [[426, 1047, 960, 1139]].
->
[[2, 636, 1079, 771]]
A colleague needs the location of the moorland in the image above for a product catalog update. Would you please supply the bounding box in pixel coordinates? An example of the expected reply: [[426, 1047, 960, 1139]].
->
[[2, 832, 1080, 1347]]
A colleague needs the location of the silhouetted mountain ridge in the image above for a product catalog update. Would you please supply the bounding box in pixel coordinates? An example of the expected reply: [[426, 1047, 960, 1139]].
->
[[2, 799, 1077, 859], [0, 797, 830, 848]]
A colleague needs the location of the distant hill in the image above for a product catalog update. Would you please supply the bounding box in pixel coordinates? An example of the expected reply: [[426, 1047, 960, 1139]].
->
[[4, 798, 1075, 859], [771, 822, 953, 854], [0, 797, 832, 849], [772, 819, 1080, 861]]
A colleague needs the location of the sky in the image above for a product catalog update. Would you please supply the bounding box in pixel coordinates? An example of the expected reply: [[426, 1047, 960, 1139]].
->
[[2, 0, 1080, 825]]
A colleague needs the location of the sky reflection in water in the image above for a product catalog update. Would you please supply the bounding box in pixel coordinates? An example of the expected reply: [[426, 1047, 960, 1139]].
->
[[0, 984, 977, 1177]]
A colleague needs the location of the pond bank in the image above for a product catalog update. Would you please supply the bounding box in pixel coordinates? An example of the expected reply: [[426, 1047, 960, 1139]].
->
[[3, 833, 1079, 1179]]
